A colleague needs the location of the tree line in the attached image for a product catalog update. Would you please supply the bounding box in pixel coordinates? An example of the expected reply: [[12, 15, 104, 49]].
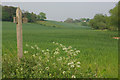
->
[[2, 5, 47, 22], [64, 1, 119, 31], [1, 1, 119, 31], [89, 1, 119, 30], [64, 18, 90, 26]]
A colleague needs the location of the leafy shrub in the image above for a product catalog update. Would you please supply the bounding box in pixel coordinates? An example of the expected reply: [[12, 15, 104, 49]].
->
[[2, 42, 102, 78], [108, 26, 118, 31]]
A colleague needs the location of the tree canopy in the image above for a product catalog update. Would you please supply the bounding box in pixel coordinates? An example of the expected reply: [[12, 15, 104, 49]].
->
[[37, 12, 46, 21], [2, 6, 47, 22], [89, 1, 119, 30]]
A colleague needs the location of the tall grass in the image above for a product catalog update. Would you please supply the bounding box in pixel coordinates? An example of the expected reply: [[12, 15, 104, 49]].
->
[[2, 21, 118, 78]]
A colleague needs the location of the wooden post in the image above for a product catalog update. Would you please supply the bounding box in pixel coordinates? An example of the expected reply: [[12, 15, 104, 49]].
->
[[16, 7, 23, 60]]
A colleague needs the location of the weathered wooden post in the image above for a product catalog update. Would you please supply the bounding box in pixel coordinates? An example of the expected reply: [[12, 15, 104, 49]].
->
[[16, 7, 23, 60]]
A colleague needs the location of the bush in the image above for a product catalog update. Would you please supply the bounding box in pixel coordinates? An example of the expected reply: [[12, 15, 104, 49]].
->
[[2, 42, 100, 78], [108, 26, 118, 31]]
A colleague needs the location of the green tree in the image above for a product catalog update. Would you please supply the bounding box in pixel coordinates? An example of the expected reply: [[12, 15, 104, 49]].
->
[[2, 6, 16, 21], [23, 11, 37, 22], [89, 14, 108, 29], [64, 18, 74, 23], [107, 1, 119, 30], [38, 12, 46, 21]]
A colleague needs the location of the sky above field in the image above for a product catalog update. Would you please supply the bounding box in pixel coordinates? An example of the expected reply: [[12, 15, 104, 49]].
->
[[2, 2, 117, 21]]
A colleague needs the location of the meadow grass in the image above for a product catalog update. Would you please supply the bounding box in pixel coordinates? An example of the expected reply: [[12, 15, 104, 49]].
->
[[2, 21, 118, 78]]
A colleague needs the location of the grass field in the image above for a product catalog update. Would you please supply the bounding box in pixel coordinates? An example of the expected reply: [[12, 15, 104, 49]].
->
[[2, 21, 118, 78]]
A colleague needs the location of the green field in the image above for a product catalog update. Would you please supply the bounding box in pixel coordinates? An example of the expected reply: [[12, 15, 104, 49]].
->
[[2, 21, 118, 78]]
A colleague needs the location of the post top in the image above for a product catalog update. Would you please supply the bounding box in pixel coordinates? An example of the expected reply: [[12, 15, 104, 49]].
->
[[16, 7, 22, 17], [16, 7, 22, 13], [17, 7, 20, 9]]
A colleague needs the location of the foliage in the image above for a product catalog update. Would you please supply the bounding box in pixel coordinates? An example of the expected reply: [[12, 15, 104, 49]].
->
[[2, 6, 17, 21], [107, 2, 119, 30], [2, 5, 47, 22], [37, 12, 46, 21], [3, 42, 104, 78], [89, 1, 119, 30], [64, 18, 90, 26], [89, 14, 108, 29], [22, 11, 37, 22], [64, 18, 74, 23]]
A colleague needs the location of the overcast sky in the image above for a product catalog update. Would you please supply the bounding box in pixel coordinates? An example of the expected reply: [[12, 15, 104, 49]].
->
[[2, 2, 117, 21]]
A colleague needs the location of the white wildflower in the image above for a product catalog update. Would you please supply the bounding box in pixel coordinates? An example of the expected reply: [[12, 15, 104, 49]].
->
[[40, 71, 41, 73], [63, 71, 65, 74], [73, 53, 77, 56], [36, 47, 39, 50], [58, 57, 62, 61], [24, 51, 28, 54], [70, 50, 73, 52], [63, 47, 67, 50], [20, 68, 23, 71], [60, 44, 63, 46], [42, 50, 44, 53], [68, 62, 74, 65], [77, 65, 80, 68], [35, 45, 38, 47], [31, 46, 34, 49], [32, 54, 35, 57], [39, 56, 42, 60], [74, 48, 76, 50], [44, 52, 47, 55], [47, 60, 49, 62], [54, 51, 59, 54], [26, 44, 29, 47], [68, 63, 71, 65], [56, 43, 58, 45], [76, 50, 80, 53], [71, 65, 75, 68], [77, 62, 81, 64], [56, 48, 59, 51], [46, 49, 49, 52], [53, 63, 55, 65], [45, 67, 49, 70], [72, 75, 76, 78], [68, 46, 72, 49], [53, 42, 55, 44], [71, 62, 74, 64]]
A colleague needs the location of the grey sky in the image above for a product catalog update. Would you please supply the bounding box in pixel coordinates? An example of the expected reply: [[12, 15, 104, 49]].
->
[[2, 2, 117, 21]]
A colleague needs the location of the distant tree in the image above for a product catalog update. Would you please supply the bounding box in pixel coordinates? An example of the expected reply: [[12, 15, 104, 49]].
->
[[2, 6, 16, 21], [64, 18, 74, 23], [38, 12, 46, 21], [86, 18, 90, 22], [89, 14, 107, 29], [74, 19, 80, 23], [23, 11, 32, 22], [79, 18, 87, 22], [31, 12, 37, 22], [23, 11, 37, 22], [107, 1, 119, 30], [2, 5, 47, 23], [89, 1, 119, 30]]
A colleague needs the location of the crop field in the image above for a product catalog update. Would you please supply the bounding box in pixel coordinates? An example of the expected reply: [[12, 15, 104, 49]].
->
[[2, 21, 118, 78]]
